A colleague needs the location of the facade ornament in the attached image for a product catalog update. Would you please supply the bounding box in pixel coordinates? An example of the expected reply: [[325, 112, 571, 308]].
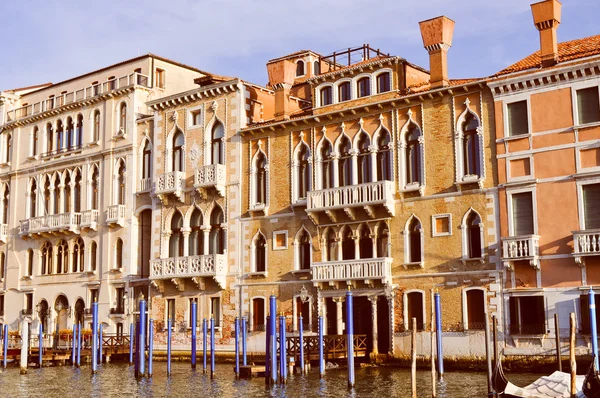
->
[[211, 101, 218, 112]]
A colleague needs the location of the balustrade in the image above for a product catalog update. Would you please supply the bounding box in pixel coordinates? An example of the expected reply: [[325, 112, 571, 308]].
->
[[18, 212, 81, 235], [150, 254, 225, 279], [106, 205, 126, 227], [311, 257, 392, 285], [307, 180, 395, 215]]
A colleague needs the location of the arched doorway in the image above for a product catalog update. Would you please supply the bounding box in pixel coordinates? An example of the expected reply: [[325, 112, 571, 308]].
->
[[37, 300, 49, 332], [55, 295, 69, 331], [74, 298, 85, 326]]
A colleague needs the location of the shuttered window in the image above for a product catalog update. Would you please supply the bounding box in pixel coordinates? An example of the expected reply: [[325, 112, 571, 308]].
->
[[511, 192, 534, 236], [579, 294, 600, 334], [583, 183, 600, 229], [577, 87, 600, 125], [507, 100, 529, 136]]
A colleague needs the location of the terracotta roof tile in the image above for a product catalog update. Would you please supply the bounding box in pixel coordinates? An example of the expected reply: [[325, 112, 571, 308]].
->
[[495, 34, 600, 76]]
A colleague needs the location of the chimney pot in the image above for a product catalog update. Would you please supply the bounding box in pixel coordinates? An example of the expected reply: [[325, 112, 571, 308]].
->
[[419, 16, 455, 88], [531, 0, 562, 68]]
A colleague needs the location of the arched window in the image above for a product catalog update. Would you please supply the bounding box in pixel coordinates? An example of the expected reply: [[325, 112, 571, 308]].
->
[[117, 161, 126, 205], [2, 185, 9, 224], [0, 252, 4, 280], [115, 238, 123, 269], [73, 171, 82, 213], [169, 212, 184, 257], [93, 110, 100, 142], [28, 180, 36, 219], [56, 120, 64, 151], [76, 114, 83, 148], [405, 122, 422, 185], [90, 241, 97, 272], [56, 240, 68, 274], [172, 130, 184, 172], [407, 217, 422, 264], [375, 222, 389, 257], [376, 129, 392, 181], [5, 134, 12, 163], [341, 227, 355, 260], [376, 72, 391, 93], [26, 249, 33, 277], [320, 141, 334, 190], [296, 60, 305, 77], [72, 238, 84, 272], [465, 289, 486, 330], [296, 143, 310, 201], [91, 167, 99, 210], [142, 140, 152, 179], [32, 127, 39, 156], [338, 82, 351, 102], [465, 211, 483, 259], [209, 206, 225, 255], [356, 133, 371, 184], [46, 123, 53, 154], [297, 229, 311, 270], [358, 226, 373, 259], [189, 209, 203, 256], [52, 175, 59, 214], [43, 179, 51, 216], [211, 122, 225, 165], [64, 173, 72, 213], [313, 61, 320, 75], [320, 86, 332, 106], [66, 117, 74, 149], [338, 136, 352, 187], [253, 233, 266, 273], [357, 77, 371, 98], [41, 241, 52, 275], [324, 228, 337, 262], [254, 152, 267, 206], [462, 112, 481, 177], [119, 102, 127, 134]]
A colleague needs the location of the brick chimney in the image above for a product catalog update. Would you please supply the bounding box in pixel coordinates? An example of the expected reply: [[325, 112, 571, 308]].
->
[[267, 59, 296, 121], [419, 16, 455, 89], [531, 0, 562, 68]]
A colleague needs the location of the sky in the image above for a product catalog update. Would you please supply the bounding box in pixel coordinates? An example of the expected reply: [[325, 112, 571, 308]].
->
[[1, 0, 599, 90]]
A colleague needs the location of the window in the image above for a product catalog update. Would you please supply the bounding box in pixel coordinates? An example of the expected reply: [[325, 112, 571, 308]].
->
[[313, 61, 320, 76], [509, 295, 545, 335], [25, 293, 33, 314], [272, 230, 288, 250], [356, 132, 371, 184], [338, 82, 351, 102], [26, 249, 33, 277], [172, 130, 184, 172], [115, 238, 123, 269], [138, 209, 152, 278], [576, 87, 600, 125], [432, 214, 451, 237], [253, 232, 266, 273], [377, 72, 391, 93], [338, 136, 352, 187], [465, 211, 483, 259], [90, 241, 97, 272], [580, 293, 600, 334], [209, 207, 225, 255], [320, 141, 334, 189], [166, 299, 176, 327], [0, 295, 4, 317], [29, 180, 36, 218], [188, 298, 197, 328], [189, 209, 203, 256], [296, 60, 305, 77], [113, 287, 125, 314], [90, 289, 99, 305], [56, 120, 64, 150], [118, 103, 127, 134], [211, 122, 225, 165], [324, 228, 337, 262], [254, 152, 267, 206], [252, 297, 265, 332], [211, 297, 221, 327], [511, 192, 534, 235], [295, 142, 310, 201], [32, 127, 39, 156], [117, 161, 126, 205], [1, 185, 8, 224], [295, 297, 310, 331], [169, 212, 184, 257], [357, 77, 371, 98], [93, 110, 100, 142], [296, 229, 311, 270], [465, 289, 486, 330], [406, 217, 422, 264], [91, 167, 99, 210], [56, 240, 68, 274], [406, 291, 424, 331], [190, 110, 201, 126], [375, 222, 389, 257], [64, 173, 72, 213], [74, 172, 81, 213], [341, 227, 354, 260], [41, 241, 52, 275], [72, 238, 84, 272], [155, 68, 165, 89], [0, 252, 4, 279], [462, 112, 481, 177], [75, 114, 83, 148], [583, 183, 600, 229], [46, 123, 53, 154], [320, 86, 333, 106], [358, 226, 373, 259], [107, 76, 116, 91], [507, 100, 528, 136], [3, 133, 12, 163], [66, 117, 74, 149], [376, 129, 392, 181], [405, 123, 422, 185], [142, 140, 152, 180]]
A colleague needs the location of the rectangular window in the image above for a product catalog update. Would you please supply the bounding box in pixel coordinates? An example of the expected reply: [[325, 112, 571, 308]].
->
[[511, 191, 534, 236], [90, 289, 99, 305], [577, 86, 600, 125], [509, 296, 545, 335], [432, 214, 451, 237], [583, 183, 600, 229], [296, 297, 310, 331], [580, 293, 600, 334], [25, 293, 33, 314], [507, 100, 529, 136], [211, 297, 221, 328], [272, 231, 288, 250], [167, 298, 176, 328], [155, 68, 165, 89], [0, 295, 4, 316], [115, 287, 124, 313], [190, 110, 201, 126], [252, 298, 265, 332]]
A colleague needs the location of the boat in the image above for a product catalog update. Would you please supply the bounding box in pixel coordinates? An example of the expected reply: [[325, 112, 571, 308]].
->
[[582, 361, 600, 398]]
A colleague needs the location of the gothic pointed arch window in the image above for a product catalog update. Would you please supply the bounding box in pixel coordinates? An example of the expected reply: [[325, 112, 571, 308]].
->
[[209, 206, 225, 255], [5, 133, 12, 163], [64, 173, 72, 213], [43, 178, 51, 216], [341, 227, 355, 260], [211, 122, 225, 165], [358, 225, 373, 259], [93, 110, 101, 142], [406, 123, 422, 185], [117, 161, 126, 205], [142, 140, 152, 180], [52, 175, 60, 214], [253, 151, 267, 207], [338, 136, 352, 187], [169, 211, 184, 258], [405, 216, 423, 265], [72, 237, 85, 272], [41, 241, 52, 275], [56, 119, 64, 151], [320, 140, 334, 190], [29, 180, 37, 218], [189, 209, 203, 256], [56, 240, 68, 274], [295, 228, 311, 271], [377, 129, 392, 181], [356, 132, 371, 184], [73, 171, 81, 213], [462, 210, 483, 260], [294, 141, 311, 202], [324, 228, 337, 262], [76, 114, 83, 148], [2, 184, 9, 224], [32, 126, 39, 156], [66, 117, 74, 149], [462, 111, 482, 178], [173, 130, 184, 172], [252, 232, 267, 273], [46, 123, 53, 154], [375, 221, 389, 257], [119, 102, 127, 134], [91, 166, 99, 210]]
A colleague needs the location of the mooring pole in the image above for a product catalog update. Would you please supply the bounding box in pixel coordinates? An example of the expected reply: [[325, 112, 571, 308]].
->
[[280, 314, 287, 384], [191, 300, 197, 369], [492, 315, 498, 367], [299, 315, 305, 374], [570, 312, 577, 398], [202, 318, 207, 373], [431, 289, 436, 398], [129, 322, 134, 365], [590, 288, 599, 370], [235, 317, 240, 378], [210, 317, 215, 379], [98, 324, 103, 365], [148, 319, 154, 377], [167, 319, 172, 376], [484, 313, 493, 396], [3, 324, 8, 369], [134, 321, 139, 379], [139, 295, 147, 376], [39, 323, 43, 368], [319, 315, 324, 378], [554, 313, 562, 372], [265, 315, 271, 384], [91, 300, 98, 374], [411, 317, 417, 398], [242, 316, 247, 367], [269, 295, 277, 385], [72, 323, 77, 365], [19, 320, 28, 374], [346, 290, 355, 389], [434, 292, 444, 379], [76, 322, 81, 367]]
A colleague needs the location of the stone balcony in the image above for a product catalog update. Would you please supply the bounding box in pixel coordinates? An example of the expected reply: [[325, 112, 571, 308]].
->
[[194, 164, 226, 196], [155, 171, 185, 203], [106, 205, 126, 228], [19, 212, 81, 237], [80, 209, 99, 231], [150, 254, 226, 290], [306, 181, 395, 222], [501, 234, 540, 269], [311, 257, 393, 288], [573, 229, 600, 266], [0, 224, 7, 243]]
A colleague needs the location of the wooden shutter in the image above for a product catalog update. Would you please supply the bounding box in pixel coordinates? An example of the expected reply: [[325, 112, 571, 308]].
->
[[580, 294, 590, 334], [512, 192, 534, 235], [583, 183, 600, 229], [507, 100, 529, 136], [577, 87, 600, 125]]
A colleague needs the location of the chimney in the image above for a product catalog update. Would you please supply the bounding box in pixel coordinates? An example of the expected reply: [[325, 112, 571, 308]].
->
[[267, 59, 296, 121], [531, 0, 562, 68], [419, 16, 455, 89]]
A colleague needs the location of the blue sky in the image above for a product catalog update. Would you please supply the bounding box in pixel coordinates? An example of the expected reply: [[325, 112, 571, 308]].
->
[[1, 0, 599, 90]]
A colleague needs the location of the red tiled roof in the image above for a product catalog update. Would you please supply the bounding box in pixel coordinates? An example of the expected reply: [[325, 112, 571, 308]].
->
[[407, 78, 481, 93], [496, 34, 600, 76]]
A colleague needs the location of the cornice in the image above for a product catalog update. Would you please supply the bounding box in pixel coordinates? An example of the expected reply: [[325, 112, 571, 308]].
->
[[147, 79, 241, 110]]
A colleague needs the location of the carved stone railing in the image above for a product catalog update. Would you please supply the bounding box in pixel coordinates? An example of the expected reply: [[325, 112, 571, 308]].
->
[[0, 224, 6, 243], [311, 257, 392, 286], [150, 254, 226, 288], [80, 209, 99, 230], [501, 235, 540, 269], [155, 171, 185, 201], [306, 180, 395, 217], [194, 164, 226, 196], [573, 229, 600, 265], [106, 205, 126, 227], [19, 212, 81, 236], [138, 178, 152, 193]]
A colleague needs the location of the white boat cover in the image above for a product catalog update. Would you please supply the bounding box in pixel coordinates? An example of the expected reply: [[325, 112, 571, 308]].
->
[[503, 371, 586, 397]]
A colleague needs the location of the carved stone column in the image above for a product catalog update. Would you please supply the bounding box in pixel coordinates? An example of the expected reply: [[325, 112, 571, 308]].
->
[[369, 145, 378, 182], [331, 152, 340, 188], [354, 233, 360, 260], [182, 227, 191, 257], [334, 297, 345, 335], [350, 149, 359, 185], [369, 295, 379, 359], [201, 225, 211, 255]]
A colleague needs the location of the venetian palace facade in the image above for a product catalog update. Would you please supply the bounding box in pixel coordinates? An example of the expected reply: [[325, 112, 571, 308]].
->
[[0, 0, 598, 358]]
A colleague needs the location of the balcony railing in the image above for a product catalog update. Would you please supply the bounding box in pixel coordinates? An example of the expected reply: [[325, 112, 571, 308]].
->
[[109, 307, 125, 316], [155, 171, 185, 200], [194, 164, 226, 195], [306, 180, 395, 216], [311, 257, 393, 286], [19, 212, 81, 235], [138, 178, 152, 193], [0, 223, 6, 243], [150, 254, 225, 279], [501, 235, 540, 268], [80, 209, 99, 230], [40, 144, 83, 159], [106, 205, 126, 227], [6, 72, 150, 123], [573, 229, 600, 265]]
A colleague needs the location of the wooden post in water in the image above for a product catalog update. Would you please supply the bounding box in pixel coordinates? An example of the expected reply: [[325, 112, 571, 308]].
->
[[430, 289, 436, 398], [492, 315, 498, 367], [412, 317, 417, 398], [555, 313, 562, 372], [19, 320, 28, 374], [485, 313, 493, 396], [570, 313, 577, 398]]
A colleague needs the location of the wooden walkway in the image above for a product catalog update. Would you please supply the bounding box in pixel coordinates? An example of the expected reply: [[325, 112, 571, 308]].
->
[[282, 334, 368, 362]]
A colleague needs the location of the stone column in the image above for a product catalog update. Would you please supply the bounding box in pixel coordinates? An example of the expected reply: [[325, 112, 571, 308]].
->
[[48, 187, 55, 215], [182, 228, 191, 257], [334, 297, 345, 335], [331, 153, 340, 188], [354, 233, 360, 260], [369, 145, 378, 182], [336, 238, 342, 261], [201, 225, 211, 255], [350, 149, 359, 185], [371, 234, 378, 258], [68, 181, 75, 213], [58, 184, 65, 214], [369, 295, 379, 359]]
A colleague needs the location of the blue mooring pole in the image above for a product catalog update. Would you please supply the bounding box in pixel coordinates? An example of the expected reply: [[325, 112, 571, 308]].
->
[[235, 317, 240, 378], [318, 315, 324, 378], [148, 319, 154, 377], [299, 315, 304, 374], [265, 315, 270, 384], [71, 324, 76, 365], [202, 318, 207, 373], [210, 317, 215, 379], [139, 296, 146, 376], [134, 321, 139, 378], [39, 324, 43, 368], [280, 314, 287, 384], [269, 295, 277, 385], [129, 323, 134, 365], [98, 324, 103, 365], [346, 290, 355, 389], [3, 324, 7, 369], [91, 300, 98, 374], [434, 292, 444, 379], [191, 300, 197, 369], [167, 319, 172, 376], [76, 322, 81, 367], [590, 288, 599, 370], [242, 316, 247, 366]]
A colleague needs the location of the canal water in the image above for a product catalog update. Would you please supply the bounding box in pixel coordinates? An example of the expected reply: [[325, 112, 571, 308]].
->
[[0, 362, 541, 397]]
